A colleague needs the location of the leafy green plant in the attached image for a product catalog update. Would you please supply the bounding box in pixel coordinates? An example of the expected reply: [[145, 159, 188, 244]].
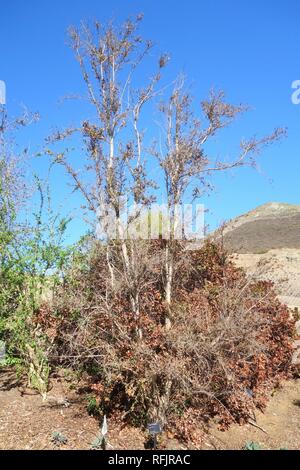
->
[[0, 121, 72, 396], [86, 396, 101, 417]]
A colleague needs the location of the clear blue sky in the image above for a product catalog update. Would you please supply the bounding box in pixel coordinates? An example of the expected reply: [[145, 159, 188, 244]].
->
[[1, 0, 300, 241]]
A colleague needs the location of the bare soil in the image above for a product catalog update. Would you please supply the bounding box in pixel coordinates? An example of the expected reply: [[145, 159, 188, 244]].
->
[[0, 368, 300, 450], [0, 368, 147, 450]]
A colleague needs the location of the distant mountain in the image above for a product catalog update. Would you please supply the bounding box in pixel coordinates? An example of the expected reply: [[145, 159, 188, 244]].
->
[[222, 202, 300, 254]]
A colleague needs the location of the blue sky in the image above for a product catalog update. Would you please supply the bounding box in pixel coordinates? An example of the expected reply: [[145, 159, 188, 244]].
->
[[1, 0, 300, 242]]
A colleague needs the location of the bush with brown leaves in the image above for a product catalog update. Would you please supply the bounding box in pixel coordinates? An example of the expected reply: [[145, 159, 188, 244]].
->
[[37, 240, 295, 443]]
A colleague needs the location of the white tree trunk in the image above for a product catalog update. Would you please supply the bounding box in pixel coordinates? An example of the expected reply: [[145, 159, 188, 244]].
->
[[164, 242, 173, 330]]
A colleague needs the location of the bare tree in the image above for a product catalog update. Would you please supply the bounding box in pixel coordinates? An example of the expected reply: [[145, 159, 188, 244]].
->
[[49, 16, 168, 333], [156, 77, 285, 328], [49, 18, 285, 334]]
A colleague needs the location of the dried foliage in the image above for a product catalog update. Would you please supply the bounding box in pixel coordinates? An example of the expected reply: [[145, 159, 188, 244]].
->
[[36, 240, 295, 443]]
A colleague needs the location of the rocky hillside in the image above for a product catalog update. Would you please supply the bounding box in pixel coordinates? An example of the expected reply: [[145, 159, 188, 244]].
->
[[222, 202, 300, 311], [223, 202, 300, 254], [232, 249, 300, 311]]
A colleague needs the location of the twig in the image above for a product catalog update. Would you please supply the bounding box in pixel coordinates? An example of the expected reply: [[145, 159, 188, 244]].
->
[[248, 419, 268, 434]]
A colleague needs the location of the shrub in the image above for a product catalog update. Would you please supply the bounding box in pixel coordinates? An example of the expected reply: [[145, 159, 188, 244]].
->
[[0, 115, 71, 392], [43, 240, 294, 443]]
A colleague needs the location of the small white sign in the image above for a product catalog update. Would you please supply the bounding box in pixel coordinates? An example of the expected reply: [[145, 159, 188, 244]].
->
[[101, 414, 108, 437]]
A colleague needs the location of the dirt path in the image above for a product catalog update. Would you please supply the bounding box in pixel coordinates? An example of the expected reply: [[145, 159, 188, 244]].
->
[[1, 368, 299, 450]]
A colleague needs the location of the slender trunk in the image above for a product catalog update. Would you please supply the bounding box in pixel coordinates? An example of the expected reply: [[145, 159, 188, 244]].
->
[[106, 244, 115, 290], [149, 376, 172, 427], [164, 241, 173, 330], [164, 203, 178, 330], [118, 222, 142, 338]]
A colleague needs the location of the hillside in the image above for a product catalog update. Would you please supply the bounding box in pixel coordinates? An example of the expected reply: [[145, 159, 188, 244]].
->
[[223, 202, 300, 254], [222, 202, 300, 310]]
